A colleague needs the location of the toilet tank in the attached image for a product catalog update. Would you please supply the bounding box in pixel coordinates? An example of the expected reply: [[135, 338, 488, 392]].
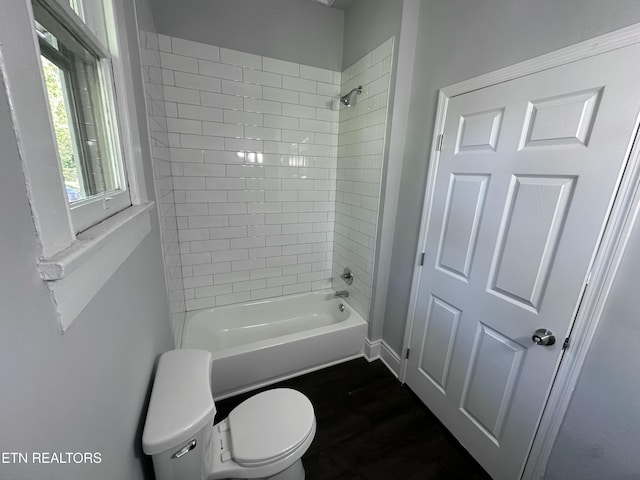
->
[[143, 349, 217, 480]]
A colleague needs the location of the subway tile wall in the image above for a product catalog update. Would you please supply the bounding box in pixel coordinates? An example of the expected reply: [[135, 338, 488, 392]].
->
[[140, 31, 186, 346], [332, 38, 394, 320], [157, 35, 342, 311]]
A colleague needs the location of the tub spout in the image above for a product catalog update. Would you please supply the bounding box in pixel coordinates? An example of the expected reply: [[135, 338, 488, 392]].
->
[[333, 290, 349, 298]]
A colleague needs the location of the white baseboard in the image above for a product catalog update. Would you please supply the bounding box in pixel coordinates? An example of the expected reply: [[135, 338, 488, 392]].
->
[[364, 338, 402, 378], [380, 341, 402, 377], [364, 337, 381, 360]]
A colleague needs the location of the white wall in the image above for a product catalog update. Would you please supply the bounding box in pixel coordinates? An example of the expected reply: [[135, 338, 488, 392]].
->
[[0, 1, 173, 478], [149, 0, 345, 71], [154, 35, 341, 309], [544, 210, 640, 477], [341, 0, 403, 70]]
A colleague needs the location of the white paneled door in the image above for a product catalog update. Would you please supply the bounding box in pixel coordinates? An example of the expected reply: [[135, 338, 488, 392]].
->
[[405, 44, 640, 479]]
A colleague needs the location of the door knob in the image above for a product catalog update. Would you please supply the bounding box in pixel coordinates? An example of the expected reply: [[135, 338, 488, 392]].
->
[[532, 329, 555, 346]]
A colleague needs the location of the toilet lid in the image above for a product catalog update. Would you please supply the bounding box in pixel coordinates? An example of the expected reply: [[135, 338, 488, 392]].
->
[[228, 388, 315, 467]]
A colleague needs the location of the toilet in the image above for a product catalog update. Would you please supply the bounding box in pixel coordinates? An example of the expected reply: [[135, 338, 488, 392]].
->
[[142, 349, 316, 480]]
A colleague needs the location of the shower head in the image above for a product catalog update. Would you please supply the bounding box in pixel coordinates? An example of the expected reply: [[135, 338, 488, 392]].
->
[[312, 0, 336, 6], [340, 86, 362, 107]]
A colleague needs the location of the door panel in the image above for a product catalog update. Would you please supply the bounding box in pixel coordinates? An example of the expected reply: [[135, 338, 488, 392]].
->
[[488, 175, 576, 312], [405, 44, 640, 480], [456, 108, 504, 153], [519, 88, 602, 148], [436, 174, 490, 280], [418, 295, 461, 391], [459, 323, 525, 443]]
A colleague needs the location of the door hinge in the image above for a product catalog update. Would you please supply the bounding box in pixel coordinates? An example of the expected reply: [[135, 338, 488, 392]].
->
[[562, 337, 570, 350], [436, 134, 444, 152], [405, 348, 411, 359], [419, 252, 426, 266]]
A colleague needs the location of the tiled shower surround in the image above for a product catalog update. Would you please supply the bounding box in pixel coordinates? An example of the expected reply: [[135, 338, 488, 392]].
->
[[141, 33, 393, 337], [158, 35, 342, 313], [140, 31, 186, 346], [332, 39, 394, 320]]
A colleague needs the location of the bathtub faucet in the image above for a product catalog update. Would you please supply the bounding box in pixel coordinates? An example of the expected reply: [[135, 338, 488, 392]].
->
[[333, 290, 349, 298]]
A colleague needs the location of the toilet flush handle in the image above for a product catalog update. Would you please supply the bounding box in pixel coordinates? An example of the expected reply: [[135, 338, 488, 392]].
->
[[172, 439, 197, 459]]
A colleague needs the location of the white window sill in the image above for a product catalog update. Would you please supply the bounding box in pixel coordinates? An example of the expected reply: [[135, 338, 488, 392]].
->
[[38, 202, 155, 332]]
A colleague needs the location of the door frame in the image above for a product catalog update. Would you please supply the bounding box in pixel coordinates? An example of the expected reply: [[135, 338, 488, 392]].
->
[[399, 22, 640, 480]]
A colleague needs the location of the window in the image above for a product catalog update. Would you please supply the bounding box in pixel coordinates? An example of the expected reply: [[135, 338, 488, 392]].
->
[[33, 0, 130, 232], [0, 0, 153, 331]]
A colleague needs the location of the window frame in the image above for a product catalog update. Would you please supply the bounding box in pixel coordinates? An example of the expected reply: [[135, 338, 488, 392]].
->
[[33, 0, 132, 233], [0, 0, 154, 331]]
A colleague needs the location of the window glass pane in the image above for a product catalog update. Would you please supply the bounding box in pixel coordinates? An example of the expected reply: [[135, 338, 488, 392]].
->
[[36, 13, 124, 205], [60, 0, 108, 46], [64, 0, 84, 21], [41, 55, 86, 203], [72, 53, 121, 196], [83, 1, 108, 46]]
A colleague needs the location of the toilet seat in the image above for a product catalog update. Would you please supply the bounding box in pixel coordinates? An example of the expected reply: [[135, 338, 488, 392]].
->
[[228, 388, 315, 467]]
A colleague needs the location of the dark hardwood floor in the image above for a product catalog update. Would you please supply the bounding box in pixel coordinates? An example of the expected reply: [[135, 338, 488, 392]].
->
[[215, 358, 492, 480]]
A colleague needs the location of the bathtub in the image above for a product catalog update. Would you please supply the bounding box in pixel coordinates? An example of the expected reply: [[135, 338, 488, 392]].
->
[[181, 290, 367, 399]]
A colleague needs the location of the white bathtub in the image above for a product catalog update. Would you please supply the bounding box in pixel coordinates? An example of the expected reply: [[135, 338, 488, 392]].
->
[[181, 290, 367, 399]]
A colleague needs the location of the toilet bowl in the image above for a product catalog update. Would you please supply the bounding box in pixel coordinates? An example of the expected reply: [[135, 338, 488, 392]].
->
[[142, 349, 316, 480]]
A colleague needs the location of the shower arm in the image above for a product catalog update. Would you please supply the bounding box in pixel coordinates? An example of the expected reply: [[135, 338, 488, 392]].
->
[[340, 86, 363, 107]]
